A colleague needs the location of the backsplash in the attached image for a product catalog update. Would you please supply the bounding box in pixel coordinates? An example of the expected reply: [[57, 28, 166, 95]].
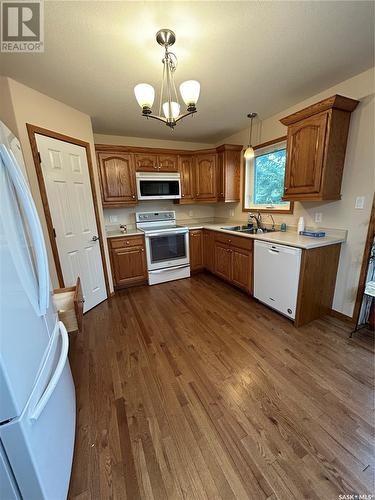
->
[[104, 201, 216, 230]]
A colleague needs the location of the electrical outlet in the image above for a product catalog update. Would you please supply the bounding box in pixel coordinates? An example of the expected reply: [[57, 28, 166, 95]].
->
[[355, 196, 365, 209], [314, 212, 322, 223], [229, 209, 235, 217], [188, 210, 194, 217], [109, 215, 118, 223]]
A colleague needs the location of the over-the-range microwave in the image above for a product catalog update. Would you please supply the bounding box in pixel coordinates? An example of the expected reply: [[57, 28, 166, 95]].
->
[[136, 172, 181, 200]]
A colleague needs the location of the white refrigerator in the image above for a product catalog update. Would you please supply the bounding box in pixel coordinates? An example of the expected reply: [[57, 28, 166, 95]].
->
[[0, 121, 76, 499]]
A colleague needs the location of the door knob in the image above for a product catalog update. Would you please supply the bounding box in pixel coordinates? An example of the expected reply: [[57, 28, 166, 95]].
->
[[92, 235, 99, 241]]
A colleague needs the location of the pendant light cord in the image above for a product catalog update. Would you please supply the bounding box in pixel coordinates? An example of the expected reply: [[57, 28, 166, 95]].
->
[[248, 115, 253, 147]]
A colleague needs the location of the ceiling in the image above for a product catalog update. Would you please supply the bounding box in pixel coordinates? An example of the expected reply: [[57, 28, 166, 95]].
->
[[1, 1, 374, 143]]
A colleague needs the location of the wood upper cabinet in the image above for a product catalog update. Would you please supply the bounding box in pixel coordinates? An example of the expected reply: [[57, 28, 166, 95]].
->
[[108, 235, 147, 289], [281, 95, 359, 201], [189, 229, 204, 272], [135, 153, 178, 172], [134, 153, 158, 171], [178, 155, 195, 201], [158, 154, 178, 172], [216, 145, 242, 202], [97, 152, 137, 207], [195, 154, 217, 201]]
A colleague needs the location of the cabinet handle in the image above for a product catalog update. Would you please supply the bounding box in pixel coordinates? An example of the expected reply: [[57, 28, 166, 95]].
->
[[132, 195, 136, 199], [182, 193, 185, 197], [126, 241, 130, 245], [284, 187, 288, 192]]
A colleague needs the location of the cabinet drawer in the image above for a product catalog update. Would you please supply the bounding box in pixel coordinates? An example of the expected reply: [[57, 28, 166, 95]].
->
[[109, 235, 144, 249], [53, 277, 84, 333], [214, 232, 252, 250]]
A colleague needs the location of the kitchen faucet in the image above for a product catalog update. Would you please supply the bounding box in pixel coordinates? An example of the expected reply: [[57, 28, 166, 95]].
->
[[248, 212, 263, 232]]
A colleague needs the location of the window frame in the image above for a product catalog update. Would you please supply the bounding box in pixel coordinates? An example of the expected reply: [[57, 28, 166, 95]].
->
[[242, 136, 294, 214]]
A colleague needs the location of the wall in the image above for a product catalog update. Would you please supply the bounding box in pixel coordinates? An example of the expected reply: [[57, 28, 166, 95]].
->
[[215, 68, 375, 317], [0, 77, 112, 290], [94, 133, 217, 228]]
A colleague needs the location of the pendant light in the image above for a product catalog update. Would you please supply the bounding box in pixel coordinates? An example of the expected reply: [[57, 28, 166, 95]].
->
[[244, 113, 257, 160], [134, 29, 200, 129]]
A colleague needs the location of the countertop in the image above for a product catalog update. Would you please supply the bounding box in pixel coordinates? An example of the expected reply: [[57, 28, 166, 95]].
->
[[184, 223, 347, 249], [106, 222, 347, 250]]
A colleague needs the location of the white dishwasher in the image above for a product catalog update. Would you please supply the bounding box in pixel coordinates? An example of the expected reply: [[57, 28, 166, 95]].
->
[[254, 240, 302, 319]]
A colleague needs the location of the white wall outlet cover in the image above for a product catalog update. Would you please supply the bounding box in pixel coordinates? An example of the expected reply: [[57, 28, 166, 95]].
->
[[355, 196, 365, 209], [229, 209, 235, 217], [109, 215, 118, 223], [188, 210, 194, 217], [314, 212, 323, 223]]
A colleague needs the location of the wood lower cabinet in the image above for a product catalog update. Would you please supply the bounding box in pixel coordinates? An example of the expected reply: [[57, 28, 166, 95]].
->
[[195, 154, 217, 201], [281, 94, 359, 201], [203, 229, 215, 272], [108, 235, 147, 289], [179, 155, 195, 202], [189, 229, 204, 272], [213, 233, 253, 294], [97, 152, 137, 207], [231, 246, 252, 293]]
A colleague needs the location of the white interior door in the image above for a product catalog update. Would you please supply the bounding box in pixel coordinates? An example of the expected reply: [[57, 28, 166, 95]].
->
[[35, 134, 107, 311]]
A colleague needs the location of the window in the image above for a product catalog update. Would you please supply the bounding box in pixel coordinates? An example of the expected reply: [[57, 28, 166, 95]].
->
[[243, 138, 293, 213]]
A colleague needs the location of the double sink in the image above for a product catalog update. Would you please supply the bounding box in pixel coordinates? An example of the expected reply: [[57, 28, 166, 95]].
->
[[221, 225, 279, 235]]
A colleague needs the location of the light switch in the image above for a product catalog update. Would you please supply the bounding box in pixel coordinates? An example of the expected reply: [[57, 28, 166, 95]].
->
[[314, 212, 322, 223], [355, 196, 365, 209], [109, 215, 118, 223]]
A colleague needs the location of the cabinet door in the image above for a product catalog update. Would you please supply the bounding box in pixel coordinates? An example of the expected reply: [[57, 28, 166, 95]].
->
[[195, 154, 217, 201], [134, 153, 158, 171], [189, 230, 204, 272], [231, 247, 252, 294], [179, 155, 195, 201], [97, 153, 136, 206], [284, 112, 328, 197], [158, 154, 178, 172], [111, 246, 147, 288], [214, 241, 231, 281], [203, 230, 214, 271]]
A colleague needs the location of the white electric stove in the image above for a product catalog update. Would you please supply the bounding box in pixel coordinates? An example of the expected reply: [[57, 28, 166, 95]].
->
[[136, 211, 190, 285]]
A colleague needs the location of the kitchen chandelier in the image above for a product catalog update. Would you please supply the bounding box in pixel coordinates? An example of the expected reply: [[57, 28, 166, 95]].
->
[[244, 112, 258, 160], [134, 29, 200, 129]]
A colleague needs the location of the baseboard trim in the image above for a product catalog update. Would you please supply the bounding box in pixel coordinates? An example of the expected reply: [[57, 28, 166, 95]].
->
[[329, 309, 355, 325]]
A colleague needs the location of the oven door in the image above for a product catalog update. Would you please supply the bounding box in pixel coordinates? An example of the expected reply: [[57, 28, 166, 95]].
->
[[145, 230, 189, 270], [136, 177, 181, 200]]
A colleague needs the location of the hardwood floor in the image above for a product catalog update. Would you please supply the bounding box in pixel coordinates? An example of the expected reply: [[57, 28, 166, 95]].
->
[[68, 273, 374, 500]]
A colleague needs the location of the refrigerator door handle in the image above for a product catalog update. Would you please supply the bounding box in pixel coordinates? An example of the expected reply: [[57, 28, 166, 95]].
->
[[0, 145, 49, 316], [29, 322, 69, 421]]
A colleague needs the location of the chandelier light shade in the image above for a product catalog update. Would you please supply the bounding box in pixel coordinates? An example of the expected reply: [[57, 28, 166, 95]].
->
[[134, 84, 155, 110], [244, 112, 257, 159], [134, 29, 200, 129], [180, 80, 200, 108]]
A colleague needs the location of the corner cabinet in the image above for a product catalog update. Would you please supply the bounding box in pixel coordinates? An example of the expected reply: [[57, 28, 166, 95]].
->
[[97, 152, 137, 207], [281, 94, 359, 201]]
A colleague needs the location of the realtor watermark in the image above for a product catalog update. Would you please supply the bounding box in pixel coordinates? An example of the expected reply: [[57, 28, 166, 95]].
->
[[338, 495, 374, 500], [1, 0, 44, 52]]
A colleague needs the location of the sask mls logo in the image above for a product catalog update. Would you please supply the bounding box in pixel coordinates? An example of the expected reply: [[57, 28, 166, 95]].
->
[[1, 0, 44, 52]]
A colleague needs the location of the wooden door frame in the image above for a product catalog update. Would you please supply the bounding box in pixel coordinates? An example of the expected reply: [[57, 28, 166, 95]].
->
[[353, 194, 375, 323], [26, 124, 110, 297]]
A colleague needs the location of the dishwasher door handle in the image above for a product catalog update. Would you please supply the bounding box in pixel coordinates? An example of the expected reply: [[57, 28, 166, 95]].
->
[[268, 248, 279, 254]]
